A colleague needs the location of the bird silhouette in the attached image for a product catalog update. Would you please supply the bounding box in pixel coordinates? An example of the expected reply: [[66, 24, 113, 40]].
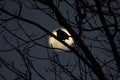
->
[[56, 29, 70, 40]]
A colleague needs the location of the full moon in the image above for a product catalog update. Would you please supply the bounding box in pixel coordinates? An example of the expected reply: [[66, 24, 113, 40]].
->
[[49, 28, 74, 51]]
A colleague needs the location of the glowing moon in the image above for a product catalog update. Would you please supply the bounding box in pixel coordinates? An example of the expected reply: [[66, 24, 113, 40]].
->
[[49, 28, 74, 51]]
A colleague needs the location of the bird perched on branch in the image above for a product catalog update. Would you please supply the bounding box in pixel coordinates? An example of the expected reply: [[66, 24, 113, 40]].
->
[[56, 29, 70, 40]]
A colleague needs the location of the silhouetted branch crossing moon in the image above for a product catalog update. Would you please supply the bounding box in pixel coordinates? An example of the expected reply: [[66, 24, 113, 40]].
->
[[49, 28, 74, 51]]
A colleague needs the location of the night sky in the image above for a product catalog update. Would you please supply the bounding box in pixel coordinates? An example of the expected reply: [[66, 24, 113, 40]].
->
[[0, 0, 120, 80], [0, 1, 77, 80]]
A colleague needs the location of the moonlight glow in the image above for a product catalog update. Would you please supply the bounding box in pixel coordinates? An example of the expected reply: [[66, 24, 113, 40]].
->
[[49, 28, 74, 51]]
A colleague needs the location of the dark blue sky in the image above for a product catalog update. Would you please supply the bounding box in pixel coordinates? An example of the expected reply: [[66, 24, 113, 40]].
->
[[0, 1, 78, 80], [0, 0, 120, 80]]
